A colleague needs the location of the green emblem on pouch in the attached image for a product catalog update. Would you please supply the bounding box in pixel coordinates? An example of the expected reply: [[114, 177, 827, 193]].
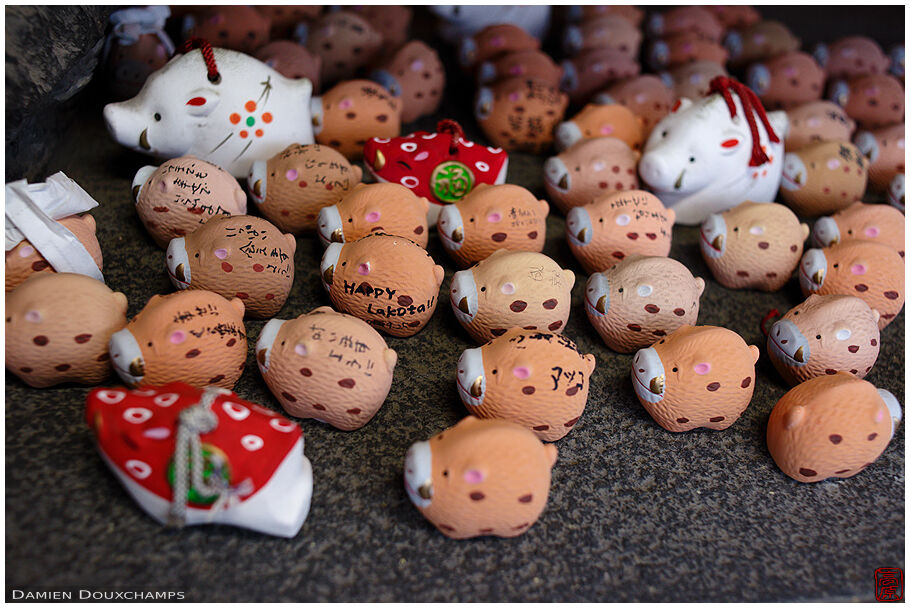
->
[[167, 443, 231, 505], [431, 161, 474, 202]]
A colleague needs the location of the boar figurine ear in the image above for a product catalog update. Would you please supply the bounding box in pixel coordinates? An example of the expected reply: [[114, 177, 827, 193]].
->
[[583, 353, 596, 373], [544, 444, 558, 468], [418, 197, 430, 213], [433, 264, 445, 287], [694, 276, 706, 296], [227, 297, 246, 317], [184, 89, 220, 118], [749, 344, 761, 364], [563, 268, 576, 289], [82, 214, 97, 232], [800, 223, 810, 240], [665, 207, 676, 224], [871, 308, 882, 324], [538, 199, 549, 215], [383, 348, 398, 371], [351, 164, 363, 183], [284, 233, 297, 254], [784, 405, 806, 430], [112, 292, 129, 315], [312, 305, 334, 314]]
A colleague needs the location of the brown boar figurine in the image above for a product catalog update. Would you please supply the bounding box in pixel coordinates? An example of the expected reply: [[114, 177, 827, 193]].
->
[[543, 138, 640, 213], [646, 7, 725, 43], [182, 6, 270, 53], [724, 20, 800, 69], [105, 6, 174, 100], [320, 233, 445, 338], [404, 415, 558, 539], [475, 78, 568, 154], [303, 11, 382, 85], [707, 5, 761, 30], [594, 75, 675, 136], [566, 190, 675, 274], [647, 33, 729, 72], [585, 255, 705, 353], [853, 123, 905, 193], [560, 48, 641, 106], [746, 52, 825, 110], [798, 241, 905, 329], [780, 141, 869, 217], [699, 201, 809, 292], [348, 5, 412, 52], [632, 325, 760, 432], [6, 273, 128, 388], [459, 24, 540, 71], [768, 294, 881, 386], [256, 5, 322, 38], [563, 15, 643, 58], [108, 290, 247, 389], [256, 307, 398, 431], [132, 156, 247, 249], [784, 101, 856, 152], [456, 328, 596, 441], [828, 74, 905, 129], [254, 41, 322, 90], [658, 60, 728, 101], [812, 201, 905, 257], [450, 250, 574, 344], [477, 50, 563, 88], [436, 184, 547, 268], [554, 103, 645, 152], [311, 80, 402, 160], [247, 143, 363, 235], [766, 373, 902, 482], [813, 36, 891, 80], [317, 183, 430, 249], [166, 215, 295, 319], [369, 41, 445, 124]]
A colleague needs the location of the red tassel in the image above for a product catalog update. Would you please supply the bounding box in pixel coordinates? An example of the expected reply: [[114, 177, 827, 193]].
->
[[181, 37, 220, 84], [708, 76, 779, 167]]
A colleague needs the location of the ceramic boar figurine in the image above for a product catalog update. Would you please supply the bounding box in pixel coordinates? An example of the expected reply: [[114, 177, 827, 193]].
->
[[256, 307, 397, 431], [104, 47, 314, 178], [105, 6, 174, 100], [647, 33, 730, 72], [253, 41, 322, 90], [544, 138, 640, 214], [595, 75, 675, 136], [182, 6, 270, 53], [813, 36, 891, 80], [563, 15, 643, 58], [5, 215, 103, 293], [708, 5, 761, 29], [431, 5, 552, 41], [658, 60, 728, 101], [555, 103, 644, 153], [132, 156, 247, 249], [321, 233, 445, 338], [317, 183, 429, 249], [888, 174, 905, 213], [404, 415, 557, 539], [370, 41, 445, 124], [746, 52, 825, 110], [560, 48, 641, 107], [724, 20, 800, 69], [780, 141, 868, 217], [828, 74, 905, 129], [247, 143, 362, 235], [348, 5, 412, 52], [109, 290, 247, 389], [647, 6, 725, 43], [449, 250, 574, 344], [311, 80, 402, 160], [784, 101, 856, 152], [475, 78, 569, 154], [632, 325, 760, 432], [812, 202, 905, 257], [437, 184, 547, 268], [700, 201, 809, 292], [889, 44, 905, 80], [853, 124, 905, 193], [257, 5, 322, 38], [566, 190, 675, 274], [456, 329, 595, 441], [477, 50, 563, 88], [639, 77, 788, 225], [6, 273, 128, 388], [459, 24, 540, 71], [585, 256, 705, 353], [799, 241, 905, 329], [166, 215, 295, 318], [768, 294, 881, 386], [303, 11, 382, 85], [766, 373, 902, 482]]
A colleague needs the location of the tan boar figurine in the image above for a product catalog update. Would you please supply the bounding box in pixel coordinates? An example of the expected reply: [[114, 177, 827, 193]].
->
[[828, 73, 905, 129], [317, 183, 429, 249], [813, 36, 891, 81], [632, 325, 760, 432], [304, 11, 382, 85], [780, 141, 869, 217], [647, 6, 725, 43], [109, 290, 247, 389], [554, 103, 645, 153], [6, 273, 127, 388], [132, 156, 247, 249], [812, 201, 905, 257], [248, 143, 363, 235], [746, 51, 826, 110], [724, 20, 800, 69], [449, 250, 574, 344], [563, 14, 643, 58], [256, 307, 397, 431], [543, 137, 640, 213], [182, 6, 270, 54], [585, 255, 705, 353], [768, 294, 881, 386], [404, 415, 557, 540], [254, 41, 322, 90], [798, 241, 904, 329], [699, 201, 809, 292], [459, 24, 540, 71], [320, 233, 445, 338], [784, 100, 856, 152], [658, 60, 728, 101], [560, 48, 641, 106], [566, 190, 675, 274], [594, 75, 675, 136], [5, 215, 103, 293], [708, 5, 761, 30], [477, 49, 563, 88], [766, 373, 902, 482], [475, 78, 569, 154], [456, 328, 595, 441], [311, 80, 402, 160], [647, 33, 729, 72], [370, 41, 445, 124], [166, 215, 295, 319], [853, 123, 905, 193], [436, 184, 548, 268]]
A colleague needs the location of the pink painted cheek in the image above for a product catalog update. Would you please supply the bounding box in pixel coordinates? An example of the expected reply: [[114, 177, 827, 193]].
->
[[694, 362, 711, 375], [491, 35, 504, 48], [487, 212, 502, 223], [410, 59, 424, 71], [365, 211, 381, 222], [24, 310, 41, 323], [214, 248, 228, 259], [806, 117, 821, 128], [339, 98, 353, 110], [286, 169, 299, 181], [513, 366, 530, 379], [783, 66, 797, 77], [18, 245, 34, 258], [875, 408, 885, 423], [170, 331, 186, 344], [864, 227, 880, 238], [864, 86, 879, 97], [295, 344, 307, 356], [463, 469, 485, 483], [358, 263, 371, 275], [851, 263, 867, 275], [826, 158, 841, 170], [508, 92, 521, 102], [509, 65, 524, 75], [600, 125, 615, 135]]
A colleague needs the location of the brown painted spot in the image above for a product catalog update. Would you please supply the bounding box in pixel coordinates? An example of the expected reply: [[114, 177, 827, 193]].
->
[[235, 292, 249, 300], [347, 408, 362, 415], [799, 468, 817, 477], [153, 206, 169, 212], [490, 328, 507, 336], [612, 251, 625, 259], [518, 494, 533, 503], [491, 232, 507, 242], [188, 207, 205, 215], [312, 403, 326, 410], [884, 290, 899, 300], [645, 304, 660, 314], [850, 369, 858, 374], [33, 335, 49, 346], [566, 386, 579, 396], [398, 295, 413, 306], [55, 363, 71, 372], [527, 231, 538, 239], [19, 367, 32, 373], [253, 263, 264, 272], [31, 260, 50, 272], [513, 522, 530, 530], [677, 417, 689, 423], [542, 298, 558, 309], [281, 391, 297, 402], [522, 386, 535, 395], [523, 325, 537, 330], [868, 433, 878, 441], [653, 329, 667, 336], [414, 225, 424, 235], [221, 262, 233, 273], [829, 434, 842, 444], [758, 241, 770, 249], [627, 323, 642, 332], [185, 349, 201, 358], [510, 300, 528, 312], [300, 368, 312, 377], [741, 377, 752, 388], [469, 491, 485, 501], [871, 338, 878, 346], [835, 469, 851, 474], [790, 245, 798, 252], [532, 424, 550, 431], [710, 416, 725, 422], [96, 353, 110, 362], [74, 334, 92, 344], [338, 378, 356, 388], [645, 233, 657, 240], [766, 272, 778, 278], [376, 114, 388, 123], [825, 368, 837, 375], [479, 528, 494, 534], [706, 382, 720, 391], [848, 345, 859, 353], [854, 283, 868, 292], [627, 232, 639, 240], [564, 416, 580, 427], [208, 374, 225, 384], [548, 320, 563, 331], [226, 338, 236, 347], [736, 270, 750, 277], [408, 320, 421, 327], [673, 308, 685, 316]]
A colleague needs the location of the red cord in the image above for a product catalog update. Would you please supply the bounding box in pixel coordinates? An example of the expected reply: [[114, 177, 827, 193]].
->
[[437, 119, 465, 155], [181, 37, 220, 83], [708, 76, 779, 167], [760, 309, 780, 337]]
